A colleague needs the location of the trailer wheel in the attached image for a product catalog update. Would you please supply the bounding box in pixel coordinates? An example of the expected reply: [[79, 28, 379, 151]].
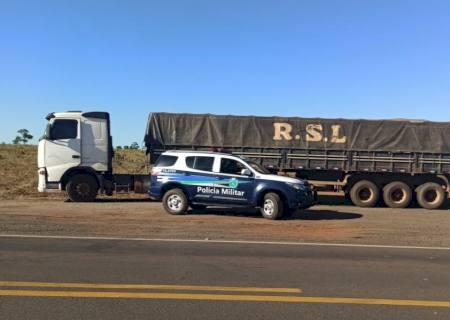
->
[[350, 180, 379, 208], [260, 193, 284, 220], [66, 174, 98, 202], [162, 188, 188, 215], [416, 182, 446, 210], [383, 181, 412, 208]]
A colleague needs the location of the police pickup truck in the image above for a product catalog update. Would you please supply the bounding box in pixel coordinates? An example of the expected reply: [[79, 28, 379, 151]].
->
[[150, 151, 316, 219]]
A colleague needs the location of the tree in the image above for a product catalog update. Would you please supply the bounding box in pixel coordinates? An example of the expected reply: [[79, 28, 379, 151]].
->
[[130, 142, 139, 150], [116, 146, 122, 150], [13, 129, 33, 144]]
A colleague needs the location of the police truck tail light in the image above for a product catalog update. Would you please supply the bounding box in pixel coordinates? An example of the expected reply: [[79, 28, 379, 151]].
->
[[151, 168, 161, 176]]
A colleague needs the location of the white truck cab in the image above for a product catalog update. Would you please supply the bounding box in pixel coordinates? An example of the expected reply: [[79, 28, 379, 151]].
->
[[38, 111, 119, 201]]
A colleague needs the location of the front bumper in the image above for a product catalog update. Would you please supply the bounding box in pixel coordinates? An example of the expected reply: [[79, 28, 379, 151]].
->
[[290, 188, 317, 210], [37, 169, 60, 192]]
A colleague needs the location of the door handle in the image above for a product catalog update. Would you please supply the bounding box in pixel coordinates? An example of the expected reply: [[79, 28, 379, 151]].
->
[[72, 155, 80, 159]]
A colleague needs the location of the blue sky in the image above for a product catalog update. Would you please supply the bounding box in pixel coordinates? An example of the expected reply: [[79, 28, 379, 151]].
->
[[1, 0, 450, 146]]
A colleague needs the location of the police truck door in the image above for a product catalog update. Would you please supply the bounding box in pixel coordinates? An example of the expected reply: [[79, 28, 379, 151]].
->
[[213, 157, 255, 205]]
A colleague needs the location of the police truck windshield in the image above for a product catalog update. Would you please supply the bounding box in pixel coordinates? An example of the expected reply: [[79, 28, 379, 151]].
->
[[247, 161, 271, 174]]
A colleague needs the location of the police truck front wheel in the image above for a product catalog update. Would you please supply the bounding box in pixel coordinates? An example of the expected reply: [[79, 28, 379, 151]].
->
[[162, 188, 188, 215], [66, 174, 98, 202], [260, 193, 284, 220]]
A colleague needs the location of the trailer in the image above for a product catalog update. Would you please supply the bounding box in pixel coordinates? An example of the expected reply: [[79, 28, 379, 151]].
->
[[145, 112, 450, 209]]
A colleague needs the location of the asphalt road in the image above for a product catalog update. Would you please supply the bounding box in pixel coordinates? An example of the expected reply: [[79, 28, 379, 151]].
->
[[0, 236, 449, 320]]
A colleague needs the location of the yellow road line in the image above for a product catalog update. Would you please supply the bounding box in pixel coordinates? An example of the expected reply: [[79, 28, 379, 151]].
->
[[1, 290, 450, 308], [0, 281, 301, 294]]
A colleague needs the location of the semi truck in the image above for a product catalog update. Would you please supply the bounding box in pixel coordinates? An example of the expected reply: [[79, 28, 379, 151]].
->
[[38, 111, 450, 209]]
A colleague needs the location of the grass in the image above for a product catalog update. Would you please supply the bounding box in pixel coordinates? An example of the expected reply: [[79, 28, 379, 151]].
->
[[0, 144, 148, 199]]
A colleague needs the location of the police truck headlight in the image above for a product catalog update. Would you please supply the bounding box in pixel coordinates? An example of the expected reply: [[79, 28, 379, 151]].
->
[[288, 183, 305, 191]]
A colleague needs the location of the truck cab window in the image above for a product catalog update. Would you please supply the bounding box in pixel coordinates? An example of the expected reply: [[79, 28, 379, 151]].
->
[[220, 158, 246, 175], [50, 119, 78, 140], [186, 156, 214, 172]]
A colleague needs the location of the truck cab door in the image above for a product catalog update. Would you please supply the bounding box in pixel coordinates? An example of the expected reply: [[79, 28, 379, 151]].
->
[[81, 117, 108, 172], [44, 119, 81, 182]]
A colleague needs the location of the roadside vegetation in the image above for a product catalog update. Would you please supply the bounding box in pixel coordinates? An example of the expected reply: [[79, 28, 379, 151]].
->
[[0, 144, 148, 199]]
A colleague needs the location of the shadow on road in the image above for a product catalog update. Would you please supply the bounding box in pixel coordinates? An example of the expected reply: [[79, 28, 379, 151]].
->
[[189, 207, 362, 220], [92, 198, 153, 203], [317, 194, 352, 206], [292, 210, 362, 220]]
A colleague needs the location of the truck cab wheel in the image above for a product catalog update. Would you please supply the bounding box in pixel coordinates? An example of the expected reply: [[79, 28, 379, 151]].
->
[[350, 180, 379, 208], [383, 181, 412, 208], [260, 193, 284, 220], [162, 188, 188, 215], [416, 182, 446, 210], [66, 174, 98, 202]]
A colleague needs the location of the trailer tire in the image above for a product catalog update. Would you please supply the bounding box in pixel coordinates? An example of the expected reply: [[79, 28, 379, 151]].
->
[[66, 174, 98, 202], [260, 192, 284, 220], [350, 180, 379, 208], [383, 181, 412, 208], [416, 182, 446, 210], [162, 188, 188, 215]]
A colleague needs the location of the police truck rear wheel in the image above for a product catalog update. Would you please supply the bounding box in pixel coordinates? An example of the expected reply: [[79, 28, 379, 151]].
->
[[162, 188, 188, 215], [260, 193, 283, 220], [383, 181, 412, 208], [416, 182, 445, 210], [350, 180, 379, 208], [66, 174, 98, 202]]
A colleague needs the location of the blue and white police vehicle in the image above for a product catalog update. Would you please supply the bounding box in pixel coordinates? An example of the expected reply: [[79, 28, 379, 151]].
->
[[149, 151, 316, 219]]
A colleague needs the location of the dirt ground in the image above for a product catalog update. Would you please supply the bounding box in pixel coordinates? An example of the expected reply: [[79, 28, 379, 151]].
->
[[0, 195, 449, 247]]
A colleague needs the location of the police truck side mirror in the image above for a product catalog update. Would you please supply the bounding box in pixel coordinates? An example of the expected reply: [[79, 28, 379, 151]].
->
[[241, 168, 252, 176]]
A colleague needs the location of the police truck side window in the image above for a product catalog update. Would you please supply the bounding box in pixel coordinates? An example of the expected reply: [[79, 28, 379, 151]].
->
[[195, 157, 214, 171], [186, 156, 195, 168], [155, 155, 178, 167], [50, 119, 78, 140], [186, 156, 214, 172], [220, 158, 245, 175]]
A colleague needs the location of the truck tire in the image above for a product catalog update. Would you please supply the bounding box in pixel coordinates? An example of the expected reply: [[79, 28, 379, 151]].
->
[[66, 174, 98, 202], [383, 181, 412, 208], [416, 182, 446, 210], [162, 188, 188, 215], [350, 180, 379, 208], [260, 193, 284, 220]]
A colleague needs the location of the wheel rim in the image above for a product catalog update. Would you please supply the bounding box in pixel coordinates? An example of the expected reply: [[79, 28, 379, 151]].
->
[[391, 188, 406, 203], [167, 194, 183, 211], [424, 189, 438, 204], [263, 199, 275, 216], [76, 183, 90, 196], [358, 187, 373, 202]]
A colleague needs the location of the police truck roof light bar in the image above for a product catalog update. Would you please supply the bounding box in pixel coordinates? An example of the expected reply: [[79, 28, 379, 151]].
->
[[207, 148, 232, 153]]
